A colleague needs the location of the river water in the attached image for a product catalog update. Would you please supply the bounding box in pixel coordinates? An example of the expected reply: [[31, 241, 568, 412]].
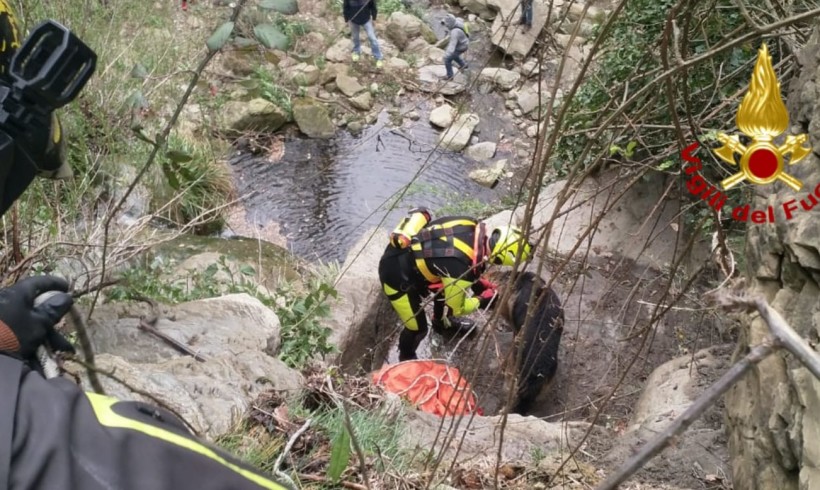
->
[[228, 107, 507, 263]]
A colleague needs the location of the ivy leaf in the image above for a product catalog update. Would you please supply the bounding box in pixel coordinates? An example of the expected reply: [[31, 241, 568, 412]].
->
[[259, 0, 299, 14], [130, 63, 149, 80], [206, 21, 235, 52], [166, 149, 194, 163], [161, 161, 181, 191], [239, 265, 255, 277], [253, 24, 290, 51], [126, 90, 148, 109], [327, 426, 351, 484]]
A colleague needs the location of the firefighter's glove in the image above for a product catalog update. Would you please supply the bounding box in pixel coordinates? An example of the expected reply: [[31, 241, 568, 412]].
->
[[477, 277, 498, 291], [477, 287, 497, 309], [0, 276, 75, 359]]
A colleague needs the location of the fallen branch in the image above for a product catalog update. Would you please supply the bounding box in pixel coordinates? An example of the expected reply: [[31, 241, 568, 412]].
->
[[273, 418, 312, 489], [296, 473, 368, 490], [67, 305, 106, 394], [138, 318, 208, 362]]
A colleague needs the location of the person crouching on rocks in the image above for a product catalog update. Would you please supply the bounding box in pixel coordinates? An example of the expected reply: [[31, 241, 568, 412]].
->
[[441, 13, 470, 81], [378, 208, 534, 361], [343, 0, 384, 69]]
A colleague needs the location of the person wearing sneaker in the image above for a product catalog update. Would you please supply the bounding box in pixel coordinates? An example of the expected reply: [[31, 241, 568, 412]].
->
[[441, 13, 470, 80], [518, 0, 533, 31], [378, 210, 535, 361], [343, 0, 384, 68]]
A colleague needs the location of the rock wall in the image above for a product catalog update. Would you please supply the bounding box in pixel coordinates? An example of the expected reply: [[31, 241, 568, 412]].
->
[[325, 227, 396, 374], [724, 35, 820, 490]]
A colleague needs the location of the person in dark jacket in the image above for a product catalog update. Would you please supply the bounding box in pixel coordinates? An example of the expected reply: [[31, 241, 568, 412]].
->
[[343, 0, 384, 68], [0, 5, 294, 490], [518, 0, 534, 31], [378, 214, 534, 361], [440, 13, 470, 80]]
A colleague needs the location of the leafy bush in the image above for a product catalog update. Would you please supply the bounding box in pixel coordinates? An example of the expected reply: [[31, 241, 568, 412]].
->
[[254, 67, 293, 117], [275, 279, 338, 369], [154, 134, 234, 234], [554, 0, 758, 176]]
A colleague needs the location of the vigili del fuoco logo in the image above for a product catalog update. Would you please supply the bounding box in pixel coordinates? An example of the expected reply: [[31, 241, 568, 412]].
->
[[680, 43, 818, 223]]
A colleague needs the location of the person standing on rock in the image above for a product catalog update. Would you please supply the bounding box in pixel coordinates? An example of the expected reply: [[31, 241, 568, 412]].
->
[[441, 13, 470, 81], [519, 0, 534, 31], [0, 5, 294, 490], [343, 0, 384, 69], [378, 209, 534, 361]]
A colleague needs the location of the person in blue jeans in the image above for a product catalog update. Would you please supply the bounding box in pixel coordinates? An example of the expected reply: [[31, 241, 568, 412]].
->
[[441, 14, 470, 80], [519, 0, 533, 31], [343, 0, 383, 68]]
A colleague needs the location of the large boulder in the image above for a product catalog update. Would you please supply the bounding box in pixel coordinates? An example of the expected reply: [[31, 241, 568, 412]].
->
[[722, 35, 820, 490], [325, 36, 398, 63], [417, 65, 466, 95], [292, 98, 335, 138], [479, 67, 521, 90], [74, 294, 303, 438], [319, 62, 347, 85], [385, 11, 437, 50], [459, 0, 497, 20], [336, 73, 365, 97], [401, 410, 596, 465], [325, 37, 355, 63], [220, 98, 290, 134], [430, 104, 455, 128], [464, 141, 497, 161], [438, 113, 480, 151], [349, 91, 373, 111], [516, 83, 543, 114], [489, 0, 558, 58], [601, 346, 733, 484], [469, 158, 506, 187], [285, 62, 320, 86]]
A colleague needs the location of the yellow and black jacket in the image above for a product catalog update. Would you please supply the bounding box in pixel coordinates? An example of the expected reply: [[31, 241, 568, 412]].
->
[[409, 215, 487, 317], [0, 354, 293, 490]]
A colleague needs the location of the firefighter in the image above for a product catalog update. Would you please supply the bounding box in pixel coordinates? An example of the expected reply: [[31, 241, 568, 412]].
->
[[0, 4, 292, 489], [379, 209, 534, 361]]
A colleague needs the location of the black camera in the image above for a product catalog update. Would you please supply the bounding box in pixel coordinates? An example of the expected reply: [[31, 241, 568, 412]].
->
[[0, 20, 96, 215]]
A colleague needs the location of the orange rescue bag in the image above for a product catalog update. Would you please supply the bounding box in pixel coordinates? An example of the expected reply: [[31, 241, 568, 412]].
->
[[371, 360, 483, 417]]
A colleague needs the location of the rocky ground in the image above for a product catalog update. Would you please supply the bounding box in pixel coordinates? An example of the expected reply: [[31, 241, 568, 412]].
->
[[59, 0, 742, 488]]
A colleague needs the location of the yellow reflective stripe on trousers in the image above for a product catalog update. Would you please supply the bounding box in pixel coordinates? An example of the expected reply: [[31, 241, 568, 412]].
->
[[441, 277, 480, 316], [84, 392, 288, 490], [383, 284, 419, 330]]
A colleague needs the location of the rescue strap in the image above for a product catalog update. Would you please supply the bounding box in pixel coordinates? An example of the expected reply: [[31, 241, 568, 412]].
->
[[412, 220, 477, 283]]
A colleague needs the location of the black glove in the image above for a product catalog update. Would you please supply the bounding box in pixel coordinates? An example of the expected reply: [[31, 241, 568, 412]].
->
[[0, 276, 75, 359]]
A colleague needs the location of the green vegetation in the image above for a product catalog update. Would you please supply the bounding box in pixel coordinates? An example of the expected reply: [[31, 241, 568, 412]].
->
[[275, 278, 338, 369], [18, 0, 236, 239], [255, 67, 294, 117], [555, 0, 758, 176], [108, 255, 338, 369], [155, 134, 234, 234], [218, 373, 409, 485]]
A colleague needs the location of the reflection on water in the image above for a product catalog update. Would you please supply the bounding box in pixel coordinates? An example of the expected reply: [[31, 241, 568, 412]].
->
[[229, 110, 501, 263]]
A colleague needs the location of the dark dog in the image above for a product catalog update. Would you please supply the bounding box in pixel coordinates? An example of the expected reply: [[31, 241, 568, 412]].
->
[[487, 270, 564, 415]]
